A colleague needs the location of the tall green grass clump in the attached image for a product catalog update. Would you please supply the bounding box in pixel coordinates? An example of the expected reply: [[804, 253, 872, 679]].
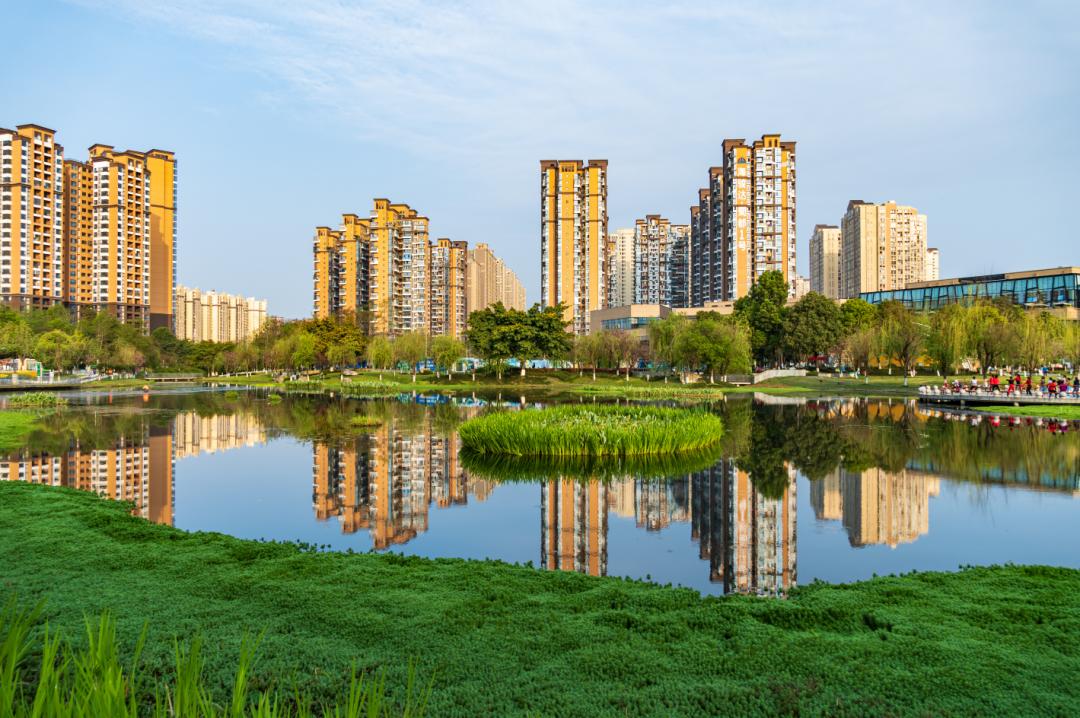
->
[[0, 595, 432, 717], [458, 405, 723, 458], [5, 392, 69, 409]]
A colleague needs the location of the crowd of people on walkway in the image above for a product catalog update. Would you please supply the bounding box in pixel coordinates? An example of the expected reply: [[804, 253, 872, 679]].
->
[[920, 371, 1080, 399]]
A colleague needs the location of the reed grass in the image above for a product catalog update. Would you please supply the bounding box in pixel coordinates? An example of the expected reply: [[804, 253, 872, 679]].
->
[[4, 392, 69, 409], [459, 445, 724, 481], [458, 405, 723, 458], [0, 595, 432, 717]]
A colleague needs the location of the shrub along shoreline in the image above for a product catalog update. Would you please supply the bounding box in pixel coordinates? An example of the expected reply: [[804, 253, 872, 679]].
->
[[1, 482, 1078, 716]]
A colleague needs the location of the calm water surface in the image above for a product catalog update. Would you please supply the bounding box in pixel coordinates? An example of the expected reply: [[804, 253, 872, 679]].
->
[[4, 389, 1078, 596]]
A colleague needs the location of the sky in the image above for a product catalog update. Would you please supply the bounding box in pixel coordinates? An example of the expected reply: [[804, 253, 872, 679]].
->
[[3, 0, 1078, 319]]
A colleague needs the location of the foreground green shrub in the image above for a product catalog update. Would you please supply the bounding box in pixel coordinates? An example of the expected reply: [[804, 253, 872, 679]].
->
[[0, 595, 432, 717], [458, 405, 723, 457]]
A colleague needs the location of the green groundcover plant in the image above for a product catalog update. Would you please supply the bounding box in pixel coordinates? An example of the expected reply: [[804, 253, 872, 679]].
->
[[1, 483, 1079, 716]]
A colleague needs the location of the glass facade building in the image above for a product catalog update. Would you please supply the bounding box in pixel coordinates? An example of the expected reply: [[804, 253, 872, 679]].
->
[[860, 268, 1080, 311]]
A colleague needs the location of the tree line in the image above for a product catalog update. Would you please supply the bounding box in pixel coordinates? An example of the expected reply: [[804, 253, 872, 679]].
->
[[4, 271, 1077, 381], [730, 271, 1080, 378]]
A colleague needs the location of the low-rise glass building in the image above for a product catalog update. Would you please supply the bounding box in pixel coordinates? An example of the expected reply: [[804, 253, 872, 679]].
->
[[860, 267, 1080, 312]]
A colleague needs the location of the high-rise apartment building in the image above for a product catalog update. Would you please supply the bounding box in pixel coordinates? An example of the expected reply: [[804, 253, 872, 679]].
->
[[720, 135, 797, 300], [314, 200, 476, 337], [466, 242, 525, 313], [925, 247, 940, 281], [466, 242, 496, 314], [493, 256, 526, 310], [688, 136, 796, 305], [809, 224, 842, 299], [840, 200, 927, 298], [175, 285, 268, 343], [1, 123, 176, 329], [431, 238, 468, 338], [62, 159, 92, 309], [146, 150, 177, 330], [80, 144, 151, 324], [632, 215, 690, 307], [0, 125, 65, 310], [540, 159, 608, 334], [606, 228, 634, 308], [689, 169, 723, 306]]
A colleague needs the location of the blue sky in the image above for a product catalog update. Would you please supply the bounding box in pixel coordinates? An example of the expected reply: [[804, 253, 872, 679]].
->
[[3, 1, 1077, 318]]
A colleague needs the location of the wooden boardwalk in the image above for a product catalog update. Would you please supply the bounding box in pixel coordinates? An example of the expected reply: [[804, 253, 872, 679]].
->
[[919, 390, 1080, 408]]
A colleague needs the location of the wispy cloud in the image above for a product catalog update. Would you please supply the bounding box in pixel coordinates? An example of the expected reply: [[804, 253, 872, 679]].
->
[[71, 0, 1051, 158], [63, 0, 1080, 311]]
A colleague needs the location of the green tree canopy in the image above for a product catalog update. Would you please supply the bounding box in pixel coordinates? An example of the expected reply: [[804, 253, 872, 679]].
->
[[784, 292, 843, 364], [733, 270, 788, 367]]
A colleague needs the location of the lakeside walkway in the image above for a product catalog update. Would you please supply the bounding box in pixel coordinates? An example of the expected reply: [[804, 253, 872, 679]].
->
[[919, 386, 1080, 407]]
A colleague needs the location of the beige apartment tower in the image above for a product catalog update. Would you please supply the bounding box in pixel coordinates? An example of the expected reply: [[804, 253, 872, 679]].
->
[[606, 228, 634, 308], [466, 242, 525, 313], [0, 125, 65, 310], [175, 285, 268, 343], [809, 224, 842, 299], [841, 200, 927, 298], [925, 247, 940, 281], [540, 160, 608, 334]]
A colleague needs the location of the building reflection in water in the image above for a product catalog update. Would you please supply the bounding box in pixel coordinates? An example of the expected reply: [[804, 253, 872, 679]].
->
[[0, 410, 268, 527], [810, 468, 940, 548], [311, 411, 497, 549], [548, 459, 797, 596], [0, 426, 175, 525], [541, 480, 608, 576]]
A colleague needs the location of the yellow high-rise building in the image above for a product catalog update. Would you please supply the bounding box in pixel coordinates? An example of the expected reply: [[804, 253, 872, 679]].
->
[[720, 135, 796, 300], [370, 199, 429, 336], [313, 214, 371, 321], [0, 125, 65, 309], [2, 124, 174, 329], [540, 159, 608, 334], [63, 158, 93, 310], [313, 225, 344, 319], [313, 200, 471, 337], [840, 200, 927, 298], [146, 150, 176, 330], [84, 144, 151, 324]]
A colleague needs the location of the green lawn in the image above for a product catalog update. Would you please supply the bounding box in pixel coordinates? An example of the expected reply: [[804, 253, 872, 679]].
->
[[1, 482, 1078, 716], [0, 411, 42, 452], [980, 405, 1080, 420]]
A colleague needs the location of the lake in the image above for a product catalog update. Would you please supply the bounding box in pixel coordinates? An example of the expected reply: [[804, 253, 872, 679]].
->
[[4, 388, 1078, 596]]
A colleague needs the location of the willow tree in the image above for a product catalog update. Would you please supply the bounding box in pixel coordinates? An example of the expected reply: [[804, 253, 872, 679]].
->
[[878, 301, 925, 385], [927, 303, 968, 375]]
